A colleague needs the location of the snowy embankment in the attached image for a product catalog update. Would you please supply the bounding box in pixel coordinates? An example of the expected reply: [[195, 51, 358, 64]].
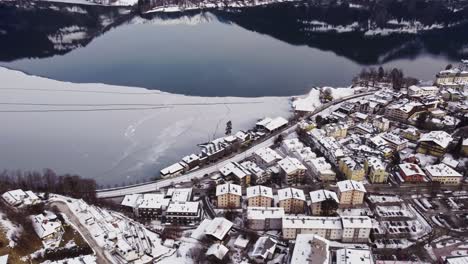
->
[[0, 212, 22, 247], [0, 67, 290, 185], [292, 86, 356, 112]]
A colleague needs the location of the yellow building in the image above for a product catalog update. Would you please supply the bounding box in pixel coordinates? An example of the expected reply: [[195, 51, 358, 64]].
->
[[216, 183, 242, 208], [336, 180, 366, 205], [339, 157, 365, 181], [278, 187, 306, 214], [417, 131, 453, 157], [364, 157, 388, 183], [323, 123, 348, 139], [246, 185, 273, 207], [425, 163, 462, 185]]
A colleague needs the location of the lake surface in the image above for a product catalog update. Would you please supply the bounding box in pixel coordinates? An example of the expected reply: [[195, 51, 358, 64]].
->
[[0, 3, 467, 185], [0, 6, 464, 97]]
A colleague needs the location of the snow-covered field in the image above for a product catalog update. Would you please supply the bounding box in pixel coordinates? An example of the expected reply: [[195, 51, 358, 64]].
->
[[0, 67, 291, 185]]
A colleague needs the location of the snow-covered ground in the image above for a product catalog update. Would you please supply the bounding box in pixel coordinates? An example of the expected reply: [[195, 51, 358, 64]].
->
[[0, 67, 291, 185], [0, 211, 22, 247]]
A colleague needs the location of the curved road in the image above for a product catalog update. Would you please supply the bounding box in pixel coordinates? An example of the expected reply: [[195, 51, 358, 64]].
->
[[49, 201, 114, 264], [97, 91, 375, 198]]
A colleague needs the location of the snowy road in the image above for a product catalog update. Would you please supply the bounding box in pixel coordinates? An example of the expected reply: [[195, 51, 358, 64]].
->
[[97, 91, 374, 198]]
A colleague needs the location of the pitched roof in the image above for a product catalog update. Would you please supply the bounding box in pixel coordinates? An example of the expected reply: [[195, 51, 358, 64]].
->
[[246, 185, 273, 199], [309, 190, 338, 204], [278, 187, 306, 201], [337, 180, 366, 193], [216, 183, 242, 196], [419, 131, 453, 148]]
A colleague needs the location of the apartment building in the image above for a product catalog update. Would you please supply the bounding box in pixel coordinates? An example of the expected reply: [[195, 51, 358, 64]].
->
[[253, 147, 283, 167], [309, 190, 339, 216], [341, 216, 372, 243], [339, 157, 365, 181], [322, 123, 348, 139], [417, 131, 453, 157], [336, 180, 366, 205], [282, 215, 372, 242], [278, 156, 307, 185], [381, 132, 408, 151], [121, 193, 170, 220], [365, 157, 388, 183], [408, 85, 439, 97], [165, 201, 202, 225], [282, 216, 343, 240], [246, 185, 273, 207], [425, 163, 463, 185], [246, 207, 285, 230], [216, 183, 242, 208], [278, 187, 306, 214], [372, 116, 390, 132], [307, 157, 336, 182]]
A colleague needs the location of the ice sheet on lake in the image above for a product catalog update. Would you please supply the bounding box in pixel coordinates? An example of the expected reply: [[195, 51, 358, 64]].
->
[[0, 67, 291, 185]]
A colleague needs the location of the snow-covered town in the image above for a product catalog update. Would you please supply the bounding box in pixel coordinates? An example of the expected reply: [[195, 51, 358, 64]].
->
[[1, 58, 468, 264]]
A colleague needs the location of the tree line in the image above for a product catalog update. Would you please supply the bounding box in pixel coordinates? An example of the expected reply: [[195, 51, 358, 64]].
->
[[354, 66, 418, 90], [0, 169, 97, 202]]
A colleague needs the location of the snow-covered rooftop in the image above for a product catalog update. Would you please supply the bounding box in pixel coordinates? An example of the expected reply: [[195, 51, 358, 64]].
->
[[251, 236, 277, 260], [246, 185, 273, 199], [367, 156, 386, 171], [340, 157, 363, 170], [337, 180, 366, 193], [278, 156, 307, 174], [256, 116, 288, 131], [206, 243, 229, 260], [381, 132, 408, 146], [254, 147, 283, 164], [160, 162, 185, 175], [32, 212, 62, 239], [247, 207, 285, 220], [219, 162, 250, 179], [290, 234, 329, 264], [309, 189, 338, 204], [166, 188, 192, 202], [2, 189, 40, 207], [282, 216, 342, 229], [399, 163, 425, 177], [336, 248, 374, 264], [204, 217, 233, 240], [282, 138, 305, 152], [181, 154, 199, 164], [121, 193, 170, 209], [425, 163, 462, 178], [308, 157, 334, 173], [419, 131, 453, 148], [278, 187, 306, 201], [341, 216, 373, 229], [166, 201, 200, 214], [216, 183, 242, 196]]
